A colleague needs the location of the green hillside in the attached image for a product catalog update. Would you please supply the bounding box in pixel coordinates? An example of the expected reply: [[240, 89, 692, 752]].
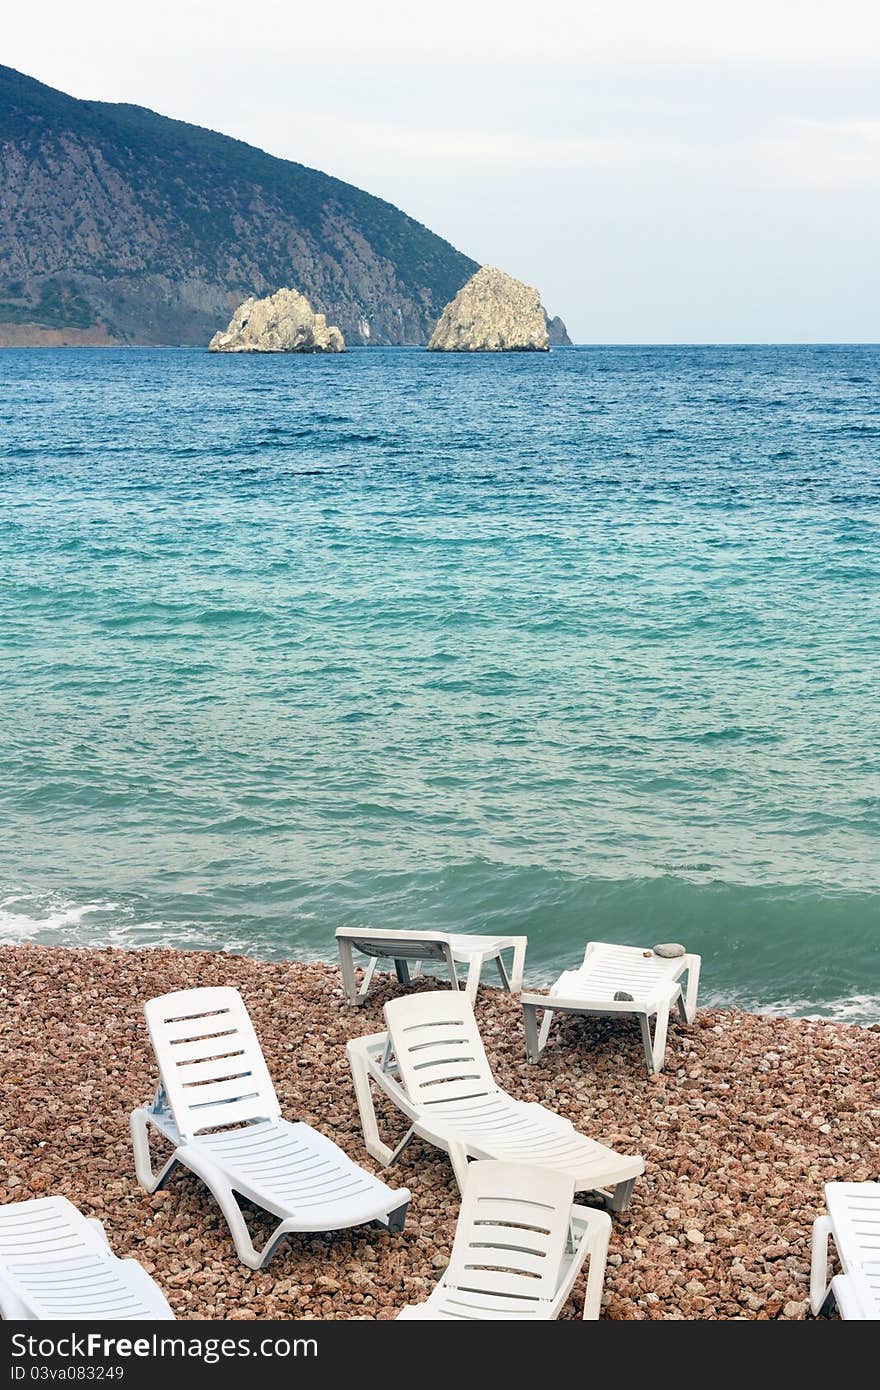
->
[[0, 65, 479, 345]]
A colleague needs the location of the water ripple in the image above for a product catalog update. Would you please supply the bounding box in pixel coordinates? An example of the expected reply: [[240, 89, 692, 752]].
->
[[0, 344, 878, 1015]]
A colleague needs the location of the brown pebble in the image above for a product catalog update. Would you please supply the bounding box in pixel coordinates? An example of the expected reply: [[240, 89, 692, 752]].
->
[[1, 944, 877, 1320]]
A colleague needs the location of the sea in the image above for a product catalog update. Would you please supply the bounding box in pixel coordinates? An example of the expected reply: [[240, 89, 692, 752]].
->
[[0, 344, 877, 1021]]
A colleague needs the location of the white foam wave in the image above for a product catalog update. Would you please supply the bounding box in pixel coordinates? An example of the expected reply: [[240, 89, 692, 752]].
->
[[2, 891, 877, 1026], [0, 893, 120, 941], [708, 987, 880, 1027], [754, 994, 880, 1026]]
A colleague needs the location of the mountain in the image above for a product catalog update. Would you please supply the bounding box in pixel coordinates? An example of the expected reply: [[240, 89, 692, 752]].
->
[[0, 66, 480, 346]]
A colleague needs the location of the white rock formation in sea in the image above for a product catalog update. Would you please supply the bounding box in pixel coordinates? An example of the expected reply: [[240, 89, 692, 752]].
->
[[427, 266, 557, 351], [209, 287, 345, 352]]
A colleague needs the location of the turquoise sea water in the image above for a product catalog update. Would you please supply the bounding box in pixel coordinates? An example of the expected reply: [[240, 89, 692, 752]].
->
[[0, 345, 877, 1019]]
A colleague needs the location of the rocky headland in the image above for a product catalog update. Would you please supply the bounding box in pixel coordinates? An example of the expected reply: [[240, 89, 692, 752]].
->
[[1, 943, 875, 1319], [209, 287, 345, 353], [546, 314, 573, 346], [428, 266, 569, 351], [0, 65, 477, 346]]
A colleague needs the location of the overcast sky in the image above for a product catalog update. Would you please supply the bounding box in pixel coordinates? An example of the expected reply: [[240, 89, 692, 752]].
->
[[6, 1, 880, 341]]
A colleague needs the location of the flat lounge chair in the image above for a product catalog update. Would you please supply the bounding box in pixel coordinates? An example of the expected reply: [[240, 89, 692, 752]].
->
[[0, 1197, 174, 1320], [521, 941, 701, 1075], [397, 1160, 612, 1320], [347, 989, 644, 1211], [811, 1182, 880, 1319], [130, 986, 410, 1270], [336, 927, 527, 1006]]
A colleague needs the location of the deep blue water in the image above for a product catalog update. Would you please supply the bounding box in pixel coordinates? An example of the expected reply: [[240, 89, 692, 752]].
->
[[0, 344, 878, 1017]]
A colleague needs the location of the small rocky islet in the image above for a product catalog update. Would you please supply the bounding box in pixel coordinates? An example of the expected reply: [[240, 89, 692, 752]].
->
[[209, 266, 569, 353], [1, 943, 875, 1319], [209, 287, 345, 353], [427, 265, 566, 352]]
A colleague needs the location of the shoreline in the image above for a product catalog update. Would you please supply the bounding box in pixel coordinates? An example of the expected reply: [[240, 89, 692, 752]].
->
[[1, 942, 877, 1319]]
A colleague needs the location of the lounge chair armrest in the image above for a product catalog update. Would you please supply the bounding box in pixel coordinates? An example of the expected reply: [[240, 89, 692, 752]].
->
[[502, 936, 528, 992], [520, 990, 550, 1008], [570, 1203, 613, 1251], [347, 1030, 389, 1056], [523, 991, 658, 1014], [830, 1274, 865, 1321], [810, 1213, 834, 1314], [86, 1217, 110, 1247], [0, 1280, 32, 1320], [347, 1036, 420, 1118], [569, 1204, 612, 1320]]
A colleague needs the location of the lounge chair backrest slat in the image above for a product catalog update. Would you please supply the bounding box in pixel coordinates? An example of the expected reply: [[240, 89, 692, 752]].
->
[[356, 939, 448, 963], [0, 1198, 104, 1265], [0, 1198, 163, 1321], [445, 1162, 574, 1304], [581, 941, 672, 982], [339, 929, 453, 965], [826, 1183, 880, 1317], [383, 991, 496, 1106], [144, 987, 281, 1140]]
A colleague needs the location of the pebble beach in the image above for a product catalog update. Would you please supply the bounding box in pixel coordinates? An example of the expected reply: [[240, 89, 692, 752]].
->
[[1, 944, 877, 1320]]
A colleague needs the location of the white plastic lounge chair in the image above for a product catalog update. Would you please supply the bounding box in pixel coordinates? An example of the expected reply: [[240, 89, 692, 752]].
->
[[397, 1160, 612, 1320], [0, 1197, 174, 1320], [347, 989, 644, 1210], [336, 927, 527, 1006], [810, 1182, 880, 1319], [521, 941, 701, 1075], [130, 986, 410, 1269]]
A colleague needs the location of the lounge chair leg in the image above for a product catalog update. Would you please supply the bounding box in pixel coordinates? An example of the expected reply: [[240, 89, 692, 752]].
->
[[537, 1007, 554, 1053], [638, 1005, 669, 1074], [581, 1225, 611, 1320], [651, 1001, 670, 1073], [394, 959, 412, 986], [509, 938, 526, 993], [347, 1044, 396, 1167], [463, 956, 483, 1003], [447, 1142, 470, 1194], [359, 958, 378, 998], [385, 1198, 410, 1233], [493, 953, 512, 992], [523, 1002, 542, 1063], [681, 955, 701, 1024], [637, 1013, 654, 1073], [339, 938, 359, 1004], [387, 1126, 416, 1166], [810, 1214, 835, 1315], [178, 1149, 284, 1270], [130, 1109, 180, 1193], [222, 1202, 285, 1270], [607, 1179, 635, 1213]]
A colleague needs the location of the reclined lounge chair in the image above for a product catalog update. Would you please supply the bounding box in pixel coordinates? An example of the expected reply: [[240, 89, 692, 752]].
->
[[131, 986, 410, 1269], [521, 941, 701, 1074], [811, 1182, 880, 1320], [397, 1160, 612, 1320], [0, 1196, 174, 1320], [347, 989, 643, 1210], [336, 927, 527, 1006]]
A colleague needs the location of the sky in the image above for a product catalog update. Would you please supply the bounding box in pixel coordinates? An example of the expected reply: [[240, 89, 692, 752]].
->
[[5, 1, 880, 342]]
